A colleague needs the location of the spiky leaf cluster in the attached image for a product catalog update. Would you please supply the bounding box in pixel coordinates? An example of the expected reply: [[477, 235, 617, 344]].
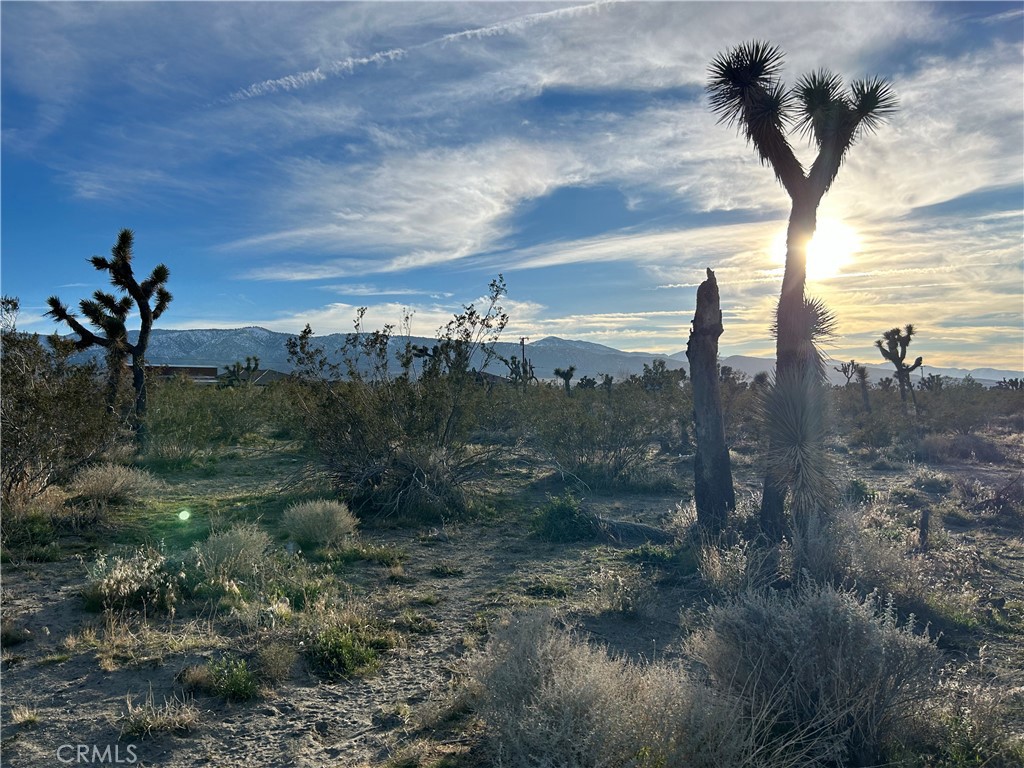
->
[[708, 41, 897, 198]]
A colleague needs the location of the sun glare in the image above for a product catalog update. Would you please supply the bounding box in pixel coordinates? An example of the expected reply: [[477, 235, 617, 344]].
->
[[772, 218, 861, 281]]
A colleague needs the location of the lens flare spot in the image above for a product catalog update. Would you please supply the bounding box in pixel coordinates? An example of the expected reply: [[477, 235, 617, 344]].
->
[[178, 509, 191, 521], [771, 217, 861, 280]]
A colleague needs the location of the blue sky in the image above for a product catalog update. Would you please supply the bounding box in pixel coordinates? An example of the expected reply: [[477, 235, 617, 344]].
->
[[2, 1, 1022, 370]]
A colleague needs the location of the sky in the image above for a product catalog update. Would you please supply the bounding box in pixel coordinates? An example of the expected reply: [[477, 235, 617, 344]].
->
[[2, 1, 1022, 371]]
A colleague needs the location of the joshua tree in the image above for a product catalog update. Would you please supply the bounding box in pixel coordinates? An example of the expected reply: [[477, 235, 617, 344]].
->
[[221, 356, 262, 388], [876, 325, 922, 411], [553, 365, 576, 395], [855, 364, 871, 413], [707, 41, 896, 537], [834, 359, 860, 386], [47, 229, 172, 441]]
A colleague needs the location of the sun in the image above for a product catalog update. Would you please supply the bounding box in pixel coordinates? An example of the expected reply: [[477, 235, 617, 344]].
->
[[772, 218, 861, 280]]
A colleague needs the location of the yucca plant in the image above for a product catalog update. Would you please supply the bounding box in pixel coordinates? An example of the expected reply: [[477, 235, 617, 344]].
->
[[707, 42, 897, 536]]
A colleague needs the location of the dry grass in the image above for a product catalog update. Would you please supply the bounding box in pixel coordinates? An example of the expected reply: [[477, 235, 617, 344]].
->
[[187, 522, 273, 584], [693, 583, 939, 765], [121, 690, 200, 739], [82, 546, 181, 615], [282, 498, 358, 549], [470, 612, 808, 768], [9, 705, 40, 726], [67, 464, 163, 506]]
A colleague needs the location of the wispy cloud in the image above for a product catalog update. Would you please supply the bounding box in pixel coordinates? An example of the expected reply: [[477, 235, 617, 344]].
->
[[321, 284, 454, 299], [227, 2, 612, 103]]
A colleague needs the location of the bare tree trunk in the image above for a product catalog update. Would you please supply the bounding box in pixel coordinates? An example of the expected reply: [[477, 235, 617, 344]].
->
[[686, 269, 735, 538]]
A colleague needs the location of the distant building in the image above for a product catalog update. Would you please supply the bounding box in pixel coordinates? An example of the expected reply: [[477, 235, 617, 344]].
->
[[143, 365, 220, 385], [218, 368, 291, 387]]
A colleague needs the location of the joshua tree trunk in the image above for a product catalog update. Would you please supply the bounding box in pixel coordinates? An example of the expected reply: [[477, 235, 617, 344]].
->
[[686, 269, 735, 537], [858, 370, 872, 414], [759, 198, 817, 538]]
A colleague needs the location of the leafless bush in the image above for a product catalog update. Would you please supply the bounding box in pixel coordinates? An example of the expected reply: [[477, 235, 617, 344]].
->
[[282, 499, 358, 549]]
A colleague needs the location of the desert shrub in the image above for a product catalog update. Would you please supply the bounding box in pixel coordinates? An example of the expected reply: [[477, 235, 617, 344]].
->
[[255, 641, 298, 684], [920, 376, 989, 436], [1, 299, 120, 515], [912, 658, 1024, 767], [694, 583, 938, 766], [207, 655, 260, 701], [589, 565, 652, 617], [282, 499, 358, 549], [287, 278, 516, 522], [530, 379, 682, 491], [530, 493, 601, 542], [186, 523, 273, 590], [67, 464, 162, 506], [916, 433, 1005, 464], [303, 608, 397, 679], [471, 613, 806, 768], [145, 375, 273, 452], [0, 494, 63, 557], [330, 543, 407, 568], [83, 546, 182, 614], [697, 534, 783, 595]]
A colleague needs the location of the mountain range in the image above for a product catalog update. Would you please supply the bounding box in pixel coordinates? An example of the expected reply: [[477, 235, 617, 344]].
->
[[68, 327, 1021, 387]]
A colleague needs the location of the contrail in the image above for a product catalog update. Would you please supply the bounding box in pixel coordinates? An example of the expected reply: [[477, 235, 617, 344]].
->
[[229, 48, 407, 101], [227, 1, 612, 102]]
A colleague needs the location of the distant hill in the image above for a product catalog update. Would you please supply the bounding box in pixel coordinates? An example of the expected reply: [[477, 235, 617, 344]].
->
[[67, 327, 1021, 387]]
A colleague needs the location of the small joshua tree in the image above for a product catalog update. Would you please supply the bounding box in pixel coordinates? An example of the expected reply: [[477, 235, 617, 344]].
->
[[554, 365, 576, 396], [220, 356, 261, 388], [47, 229, 172, 441], [876, 325, 922, 412], [834, 359, 860, 387]]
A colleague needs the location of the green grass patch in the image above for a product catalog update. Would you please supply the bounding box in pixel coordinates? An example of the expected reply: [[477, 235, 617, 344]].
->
[[523, 574, 574, 598], [330, 543, 408, 568], [305, 623, 396, 679], [208, 656, 261, 702]]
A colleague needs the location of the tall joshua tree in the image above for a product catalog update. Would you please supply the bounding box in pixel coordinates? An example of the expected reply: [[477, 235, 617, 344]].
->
[[876, 324, 922, 411], [47, 229, 172, 440], [707, 42, 896, 537]]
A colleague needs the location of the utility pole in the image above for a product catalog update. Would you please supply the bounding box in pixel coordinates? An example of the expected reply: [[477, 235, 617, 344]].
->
[[520, 337, 529, 391]]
